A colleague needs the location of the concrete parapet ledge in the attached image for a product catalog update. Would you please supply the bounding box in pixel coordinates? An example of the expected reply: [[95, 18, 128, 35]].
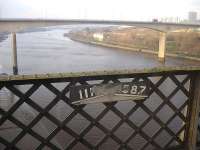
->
[[0, 66, 200, 82]]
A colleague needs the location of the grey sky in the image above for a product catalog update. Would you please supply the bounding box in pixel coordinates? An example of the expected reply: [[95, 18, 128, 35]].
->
[[0, 0, 199, 20]]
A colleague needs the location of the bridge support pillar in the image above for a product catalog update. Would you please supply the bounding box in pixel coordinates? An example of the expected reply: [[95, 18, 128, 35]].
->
[[11, 32, 18, 75], [158, 32, 166, 62]]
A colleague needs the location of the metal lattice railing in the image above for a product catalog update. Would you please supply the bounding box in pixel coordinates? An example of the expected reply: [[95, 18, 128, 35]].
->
[[0, 70, 199, 150]]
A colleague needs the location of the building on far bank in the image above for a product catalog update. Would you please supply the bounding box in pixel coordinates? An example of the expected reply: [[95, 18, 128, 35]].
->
[[93, 33, 104, 42], [159, 17, 182, 23], [188, 11, 198, 23]]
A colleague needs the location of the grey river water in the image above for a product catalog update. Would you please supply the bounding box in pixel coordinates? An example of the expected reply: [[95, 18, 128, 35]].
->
[[0, 25, 200, 150]]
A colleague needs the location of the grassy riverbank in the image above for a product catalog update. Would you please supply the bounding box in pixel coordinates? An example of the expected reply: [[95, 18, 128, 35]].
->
[[65, 26, 200, 60], [68, 35, 200, 61]]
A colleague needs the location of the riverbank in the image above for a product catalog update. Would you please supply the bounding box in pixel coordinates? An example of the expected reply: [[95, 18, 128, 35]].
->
[[66, 26, 200, 61], [67, 34, 200, 62]]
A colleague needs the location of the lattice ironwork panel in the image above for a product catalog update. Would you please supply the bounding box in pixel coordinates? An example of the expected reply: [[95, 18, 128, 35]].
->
[[0, 72, 195, 150]]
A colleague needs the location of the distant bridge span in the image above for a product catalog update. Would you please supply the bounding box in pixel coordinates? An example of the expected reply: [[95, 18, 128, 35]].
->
[[1, 19, 200, 74], [0, 19, 200, 33]]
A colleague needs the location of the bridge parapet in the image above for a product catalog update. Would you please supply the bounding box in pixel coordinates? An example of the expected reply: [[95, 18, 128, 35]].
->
[[0, 68, 200, 149], [0, 67, 200, 82]]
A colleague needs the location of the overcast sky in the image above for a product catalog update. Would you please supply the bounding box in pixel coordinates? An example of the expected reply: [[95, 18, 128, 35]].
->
[[0, 0, 199, 21]]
